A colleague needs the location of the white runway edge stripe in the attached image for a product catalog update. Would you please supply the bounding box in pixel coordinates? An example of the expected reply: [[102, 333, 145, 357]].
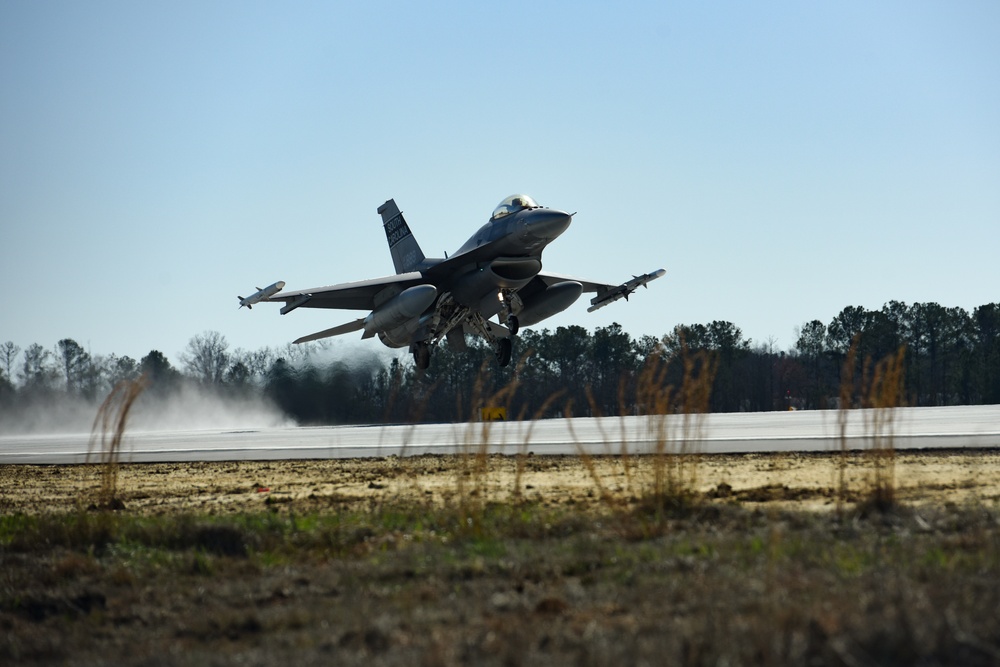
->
[[1, 405, 998, 465]]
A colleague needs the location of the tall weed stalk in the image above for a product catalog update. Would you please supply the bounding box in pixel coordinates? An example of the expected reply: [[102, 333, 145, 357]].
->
[[87, 373, 149, 509], [861, 345, 906, 512], [641, 343, 717, 512], [454, 358, 525, 529], [836, 338, 907, 514], [836, 340, 859, 514]]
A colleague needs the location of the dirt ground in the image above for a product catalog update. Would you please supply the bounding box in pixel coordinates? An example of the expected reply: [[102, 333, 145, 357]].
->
[[3, 449, 999, 515], [3, 451, 1000, 666]]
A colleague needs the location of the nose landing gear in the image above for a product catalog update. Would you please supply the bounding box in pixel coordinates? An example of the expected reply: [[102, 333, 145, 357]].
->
[[499, 290, 521, 336]]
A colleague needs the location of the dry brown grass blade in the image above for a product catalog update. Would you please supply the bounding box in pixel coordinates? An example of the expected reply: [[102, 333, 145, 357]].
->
[[565, 400, 616, 508], [640, 342, 717, 511], [861, 345, 906, 513], [836, 338, 907, 515], [836, 336, 860, 514], [453, 356, 527, 515], [616, 375, 634, 491], [568, 340, 718, 522], [87, 373, 149, 509], [512, 385, 566, 499]]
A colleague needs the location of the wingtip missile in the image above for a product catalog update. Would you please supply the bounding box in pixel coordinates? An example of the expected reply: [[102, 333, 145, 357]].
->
[[587, 268, 665, 312], [238, 280, 285, 309]]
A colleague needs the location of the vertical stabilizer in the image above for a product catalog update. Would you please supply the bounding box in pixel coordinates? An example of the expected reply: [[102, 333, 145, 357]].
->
[[378, 199, 426, 274]]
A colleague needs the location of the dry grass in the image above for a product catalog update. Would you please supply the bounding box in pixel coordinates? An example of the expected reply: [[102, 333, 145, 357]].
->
[[2, 479, 998, 666], [860, 345, 907, 513], [836, 338, 908, 516], [640, 345, 717, 511], [86, 373, 149, 509], [513, 343, 720, 549]]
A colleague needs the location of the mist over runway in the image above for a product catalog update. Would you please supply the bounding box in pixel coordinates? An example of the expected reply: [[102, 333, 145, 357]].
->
[[1, 405, 997, 465]]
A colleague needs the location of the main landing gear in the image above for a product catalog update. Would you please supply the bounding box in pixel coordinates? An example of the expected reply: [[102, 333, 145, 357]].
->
[[494, 337, 512, 367], [411, 304, 517, 370], [412, 342, 432, 370]]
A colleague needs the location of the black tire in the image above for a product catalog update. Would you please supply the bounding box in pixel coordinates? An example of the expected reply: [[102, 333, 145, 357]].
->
[[495, 338, 512, 367], [507, 315, 519, 336], [413, 344, 431, 370]]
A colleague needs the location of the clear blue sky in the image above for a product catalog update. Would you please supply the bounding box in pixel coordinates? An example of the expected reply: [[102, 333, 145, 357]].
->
[[2, 1, 998, 365]]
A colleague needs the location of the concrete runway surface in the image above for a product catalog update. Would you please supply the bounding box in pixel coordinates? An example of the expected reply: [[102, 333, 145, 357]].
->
[[1, 405, 998, 465]]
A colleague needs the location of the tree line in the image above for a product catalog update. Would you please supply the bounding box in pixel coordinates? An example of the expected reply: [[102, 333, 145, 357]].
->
[[2, 300, 998, 428]]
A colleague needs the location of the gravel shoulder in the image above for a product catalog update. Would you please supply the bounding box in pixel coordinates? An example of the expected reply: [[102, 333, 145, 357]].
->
[[3, 449, 999, 515]]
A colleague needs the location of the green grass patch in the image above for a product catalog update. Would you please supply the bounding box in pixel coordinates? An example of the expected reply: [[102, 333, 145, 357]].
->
[[2, 501, 999, 666]]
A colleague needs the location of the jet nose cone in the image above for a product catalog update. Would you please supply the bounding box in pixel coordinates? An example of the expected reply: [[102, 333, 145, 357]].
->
[[524, 208, 572, 242]]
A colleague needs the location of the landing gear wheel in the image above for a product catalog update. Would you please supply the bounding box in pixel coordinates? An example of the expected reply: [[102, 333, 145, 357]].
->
[[413, 343, 431, 370], [495, 338, 512, 367], [506, 315, 519, 336]]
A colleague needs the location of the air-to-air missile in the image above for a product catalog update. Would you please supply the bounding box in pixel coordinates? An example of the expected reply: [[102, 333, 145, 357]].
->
[[237, 281, 285, 310]]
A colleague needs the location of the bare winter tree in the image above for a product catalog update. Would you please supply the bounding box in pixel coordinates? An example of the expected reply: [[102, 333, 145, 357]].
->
[[0, 341, 20, 384], [180, 331, 230, 384]]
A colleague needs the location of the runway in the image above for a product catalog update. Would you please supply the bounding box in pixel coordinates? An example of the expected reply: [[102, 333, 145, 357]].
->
[[2, 405, 998, 465]]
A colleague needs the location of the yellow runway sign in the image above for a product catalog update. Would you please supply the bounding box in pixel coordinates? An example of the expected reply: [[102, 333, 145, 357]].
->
[[480, 407, 507, 421]]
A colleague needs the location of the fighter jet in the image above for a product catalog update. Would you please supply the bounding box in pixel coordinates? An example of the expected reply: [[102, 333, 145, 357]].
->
[[241, 195, 664, 369]]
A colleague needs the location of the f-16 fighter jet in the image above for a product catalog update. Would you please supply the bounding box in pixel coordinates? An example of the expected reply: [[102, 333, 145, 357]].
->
[[240, 195, 664, 369]]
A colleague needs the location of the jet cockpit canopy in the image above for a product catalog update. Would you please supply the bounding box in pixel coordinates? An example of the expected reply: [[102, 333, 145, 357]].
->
[[491, 194, 539, 221]]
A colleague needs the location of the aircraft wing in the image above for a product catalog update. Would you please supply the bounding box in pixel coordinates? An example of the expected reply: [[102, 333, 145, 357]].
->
[[265, 272, 427, 313], [535, 268, 666, 312]]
